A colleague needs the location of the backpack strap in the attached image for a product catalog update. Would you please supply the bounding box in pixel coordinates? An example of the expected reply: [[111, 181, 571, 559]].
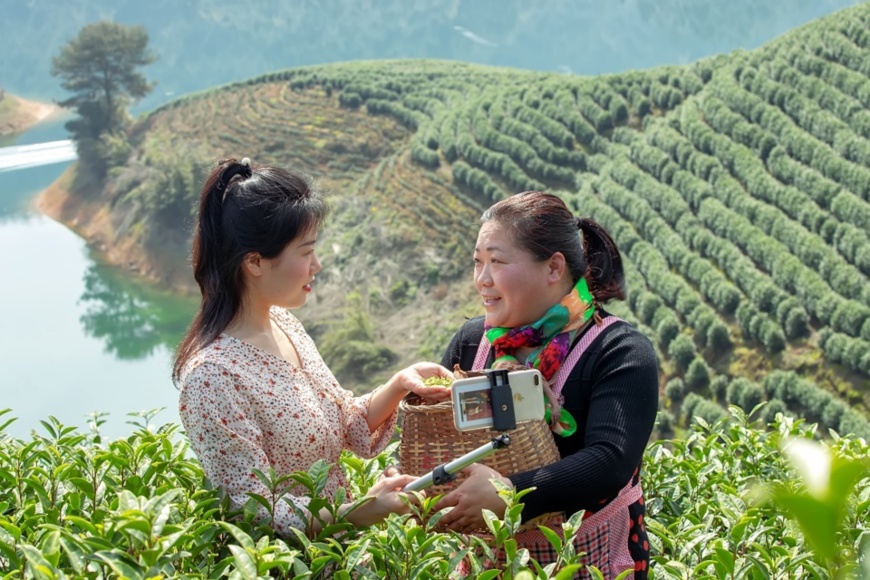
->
[[471, 331, 492, 371], [550, 316, 622, 399], [472, 316, 624, 399]]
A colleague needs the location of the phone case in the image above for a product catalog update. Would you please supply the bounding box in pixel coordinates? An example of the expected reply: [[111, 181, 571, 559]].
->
[[451, 369, 546, 431]]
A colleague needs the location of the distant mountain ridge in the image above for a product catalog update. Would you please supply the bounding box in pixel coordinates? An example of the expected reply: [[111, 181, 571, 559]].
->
[[0, 0, 861, 108], [40, 4, 870, 438]]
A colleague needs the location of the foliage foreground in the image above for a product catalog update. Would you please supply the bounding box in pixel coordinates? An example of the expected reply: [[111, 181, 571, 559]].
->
[[0, 408, 867, 579]]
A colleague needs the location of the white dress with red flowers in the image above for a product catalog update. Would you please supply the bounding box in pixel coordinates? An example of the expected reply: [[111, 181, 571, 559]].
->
[[178, 307, 397, 536]]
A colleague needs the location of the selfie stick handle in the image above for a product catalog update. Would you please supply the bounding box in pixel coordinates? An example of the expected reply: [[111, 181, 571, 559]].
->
[[402, 434, 511, 492]]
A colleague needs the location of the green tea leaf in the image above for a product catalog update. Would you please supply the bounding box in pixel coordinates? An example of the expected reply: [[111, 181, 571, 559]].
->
[[537, 525, 563, 553], [92, 551, 145, 580], [228, 544, 258, 580], [218, 521, 256, 551]]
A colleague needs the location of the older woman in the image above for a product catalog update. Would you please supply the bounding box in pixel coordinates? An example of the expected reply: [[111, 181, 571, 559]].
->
[[436, 191, 659, 579]]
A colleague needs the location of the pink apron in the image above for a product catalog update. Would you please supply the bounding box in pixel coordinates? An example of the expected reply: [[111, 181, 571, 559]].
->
[[473, 316, 641, 579]]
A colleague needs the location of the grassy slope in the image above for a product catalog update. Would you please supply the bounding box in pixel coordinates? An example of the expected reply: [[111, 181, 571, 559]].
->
[[54, 6, 870, 435], [0, 91, 60, 136], [0, 92, 28, 136]]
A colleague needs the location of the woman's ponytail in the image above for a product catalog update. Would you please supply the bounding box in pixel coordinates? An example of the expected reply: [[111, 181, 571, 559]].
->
[[173, 158, 253, 383], [193, 158, 252, 292], [577, 216, 626, 303]]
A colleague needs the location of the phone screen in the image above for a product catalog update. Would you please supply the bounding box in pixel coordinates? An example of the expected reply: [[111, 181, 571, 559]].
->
[[458, 389, 493, 422]]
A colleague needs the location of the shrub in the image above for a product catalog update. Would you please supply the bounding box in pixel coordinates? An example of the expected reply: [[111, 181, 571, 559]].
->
[[656, 315, 681, 349], [838, 408, 870, 440], [668, 334, 695, 370], [638, 294, 664, 325], [2, 405, 868, 578], [685, 357, 711, 389], [339, 91, 362, 108], [738, 381, 765, 413], [692, 398, 728, 425], [822, 399, 848, 430], [759, 397, 789, 425], [706, 321, 731, 351], [656, 410, 675, 437], [681, 392, 704, 423], [665, 378, 686, 403], [726, 377, 747, 405], [710, 375, 728, 403]]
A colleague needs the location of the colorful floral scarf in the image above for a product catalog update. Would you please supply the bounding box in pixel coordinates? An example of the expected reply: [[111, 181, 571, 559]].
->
[[484, 277, 596, 437]]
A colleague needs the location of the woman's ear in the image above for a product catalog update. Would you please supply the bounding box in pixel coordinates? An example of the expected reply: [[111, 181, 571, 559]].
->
[[547, 252, 567, 284], [241, 252, 264, 278]]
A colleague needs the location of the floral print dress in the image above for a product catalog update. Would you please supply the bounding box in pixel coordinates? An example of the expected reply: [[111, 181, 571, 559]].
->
[[178, 307, 398, 536]]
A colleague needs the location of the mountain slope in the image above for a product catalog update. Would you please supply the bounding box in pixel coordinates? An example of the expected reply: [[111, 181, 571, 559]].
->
[[0, 90, 59, 137], [43, 5, 870, 437]]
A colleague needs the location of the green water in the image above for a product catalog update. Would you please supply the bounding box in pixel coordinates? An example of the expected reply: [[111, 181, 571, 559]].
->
[[0, 119, 196, 439]]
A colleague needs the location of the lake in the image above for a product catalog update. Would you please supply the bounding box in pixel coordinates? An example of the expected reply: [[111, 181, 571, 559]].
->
[[0, 118, 197, 440]]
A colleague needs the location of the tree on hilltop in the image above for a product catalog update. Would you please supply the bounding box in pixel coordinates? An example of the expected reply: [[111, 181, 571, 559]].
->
[[51, 21, 156, 177]]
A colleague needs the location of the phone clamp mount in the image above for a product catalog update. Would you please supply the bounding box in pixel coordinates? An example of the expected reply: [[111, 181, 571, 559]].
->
[[403, 369, 515, 492], [487, 368, 517, 431]]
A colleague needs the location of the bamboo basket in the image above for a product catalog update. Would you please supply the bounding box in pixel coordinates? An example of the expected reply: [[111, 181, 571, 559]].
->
[[398, 393, 563, 531]]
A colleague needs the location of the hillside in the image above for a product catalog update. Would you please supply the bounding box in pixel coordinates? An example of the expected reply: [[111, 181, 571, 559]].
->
[[41, 4, 870, 438], [0, 90, 59, 137]]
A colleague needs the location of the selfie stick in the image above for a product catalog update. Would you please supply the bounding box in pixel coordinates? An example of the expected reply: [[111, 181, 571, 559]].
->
[[402, 433, 511, 492]]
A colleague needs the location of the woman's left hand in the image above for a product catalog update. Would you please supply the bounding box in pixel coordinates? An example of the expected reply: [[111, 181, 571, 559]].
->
[[389, 362, 453, 402], [432, 464, 512, 533]]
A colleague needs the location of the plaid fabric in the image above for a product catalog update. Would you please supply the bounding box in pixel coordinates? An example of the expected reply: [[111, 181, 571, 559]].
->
[[456, 483, 643, 579], [514, 517, 612, 579], [453, 522, 625, 580], [452, 512, 636, 579]]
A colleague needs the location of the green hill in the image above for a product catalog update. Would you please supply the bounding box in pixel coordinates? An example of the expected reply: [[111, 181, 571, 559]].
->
[[47, 4, 870, 437]]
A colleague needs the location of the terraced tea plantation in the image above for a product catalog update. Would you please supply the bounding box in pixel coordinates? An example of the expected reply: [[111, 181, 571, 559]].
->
[[118, 5, 870, 436]]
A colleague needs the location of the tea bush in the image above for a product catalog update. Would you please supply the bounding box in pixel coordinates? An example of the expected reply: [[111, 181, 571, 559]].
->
[[1, 407, 867, 578]]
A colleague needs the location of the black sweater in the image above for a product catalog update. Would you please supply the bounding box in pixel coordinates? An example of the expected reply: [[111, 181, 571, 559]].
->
[[441, 314, 659, 520]]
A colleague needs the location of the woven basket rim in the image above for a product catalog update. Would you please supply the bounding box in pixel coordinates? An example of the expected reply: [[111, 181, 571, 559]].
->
[[400, 393, 453, 412]]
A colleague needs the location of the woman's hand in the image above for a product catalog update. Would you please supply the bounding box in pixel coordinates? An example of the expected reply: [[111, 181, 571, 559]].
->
[[388, 362, 453, 402], [433, 464, 513, 533], [366, 362, 451, 431], [348, 471, 419, 527]]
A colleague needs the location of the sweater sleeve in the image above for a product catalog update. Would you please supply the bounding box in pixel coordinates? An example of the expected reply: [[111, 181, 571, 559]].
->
[[179, 362, 312, 536], [508, 327, 659, 520], [441, 317, 485, 370]]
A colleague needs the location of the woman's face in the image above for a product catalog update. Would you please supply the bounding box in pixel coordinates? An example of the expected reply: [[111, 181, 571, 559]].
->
[[260, 229, 322, 309], [474, 221, 560, 328]]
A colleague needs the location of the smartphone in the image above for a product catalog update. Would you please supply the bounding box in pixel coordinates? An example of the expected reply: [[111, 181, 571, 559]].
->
[[452, 369, 546, 431]]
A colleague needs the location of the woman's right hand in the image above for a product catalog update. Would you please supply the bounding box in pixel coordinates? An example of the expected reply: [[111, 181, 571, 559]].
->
[[388, 362, 453, 402], [349, 472, 419, 526]]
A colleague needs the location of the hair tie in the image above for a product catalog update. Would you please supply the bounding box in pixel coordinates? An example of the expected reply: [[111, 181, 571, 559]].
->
[[218, 158, 254, 200]]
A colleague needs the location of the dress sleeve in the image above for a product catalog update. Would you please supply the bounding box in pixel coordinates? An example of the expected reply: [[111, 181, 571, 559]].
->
[[179, 362, 313, 537], [284, 309, 399, 459], [508, 328, 660, 519], [325, 380, 398, 459]]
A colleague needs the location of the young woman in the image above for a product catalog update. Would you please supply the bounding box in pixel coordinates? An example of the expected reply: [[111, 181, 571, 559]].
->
[[436, 191, 659, 579], [173, 158, 451, 536]]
